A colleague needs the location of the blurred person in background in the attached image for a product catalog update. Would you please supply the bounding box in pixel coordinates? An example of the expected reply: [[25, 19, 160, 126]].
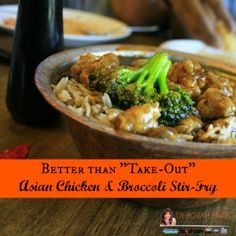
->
[[63, 0, 236, 47], [1, 0, 235, 48], [111, 0, 236, 48]]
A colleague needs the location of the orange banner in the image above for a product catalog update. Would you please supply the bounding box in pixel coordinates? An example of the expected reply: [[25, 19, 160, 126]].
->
[[0, 159, 235, 198]]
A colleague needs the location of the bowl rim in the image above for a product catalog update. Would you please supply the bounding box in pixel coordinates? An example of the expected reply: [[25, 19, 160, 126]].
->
[[35, 44, 236, 156]]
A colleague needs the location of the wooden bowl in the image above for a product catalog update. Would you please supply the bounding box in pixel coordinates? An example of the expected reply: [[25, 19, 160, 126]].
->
[[35, 44, 236, 208]]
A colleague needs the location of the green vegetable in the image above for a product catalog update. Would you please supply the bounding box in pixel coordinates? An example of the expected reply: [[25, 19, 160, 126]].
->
[[158, 87, 194, 126], [89, 52, 194, 126]]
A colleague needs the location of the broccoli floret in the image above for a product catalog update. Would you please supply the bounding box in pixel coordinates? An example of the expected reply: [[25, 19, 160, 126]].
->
[[110, 53, 169, 109], [150, 57, 194, 126], [89, 52, 194, 125], [157, 88, 194, 126]]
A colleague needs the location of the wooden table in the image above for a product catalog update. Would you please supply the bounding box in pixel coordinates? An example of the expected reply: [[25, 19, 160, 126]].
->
[[0, 31, 236, 236]]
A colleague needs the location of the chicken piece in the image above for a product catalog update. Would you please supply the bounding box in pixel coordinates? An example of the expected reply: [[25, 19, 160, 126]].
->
[[175, 115, 203, 134], [71, 53, 120, 86], [148, 126, 177, 141], [168, 60, 206, 98], [71, 54, 97, 83], [197, 87, 235, 119], [204, 71, 233, 97], [112, 103, 160, 134]]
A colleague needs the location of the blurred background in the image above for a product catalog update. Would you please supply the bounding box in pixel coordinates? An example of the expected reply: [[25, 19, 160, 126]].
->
[[0, 0, 236, 58], [0, 0, 235, 19], [225, 0, 236, 18]]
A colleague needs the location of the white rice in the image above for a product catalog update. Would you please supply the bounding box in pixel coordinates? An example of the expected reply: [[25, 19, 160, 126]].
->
[[198, 117, 236, 143], [52, 77, 117, 127], [53, 77, 68, 94]]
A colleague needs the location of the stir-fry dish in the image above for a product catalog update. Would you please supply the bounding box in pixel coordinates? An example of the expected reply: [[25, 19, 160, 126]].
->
[[53, 52, 236, 143]]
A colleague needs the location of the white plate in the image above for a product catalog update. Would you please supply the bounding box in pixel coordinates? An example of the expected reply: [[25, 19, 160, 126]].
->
[[160, 39, 236, 65], [0, 5, 132, 47], [0, 4, 17, 14], [0, 11, 15, 32]]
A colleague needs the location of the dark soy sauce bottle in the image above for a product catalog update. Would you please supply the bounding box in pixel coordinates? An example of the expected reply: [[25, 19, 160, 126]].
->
[[6, 0, 64, 126]]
